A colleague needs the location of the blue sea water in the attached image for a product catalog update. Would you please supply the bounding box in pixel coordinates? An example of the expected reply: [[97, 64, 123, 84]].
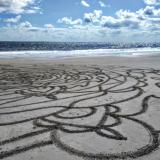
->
[[1, 41, 160, 51], [0, 41, 160, 58]]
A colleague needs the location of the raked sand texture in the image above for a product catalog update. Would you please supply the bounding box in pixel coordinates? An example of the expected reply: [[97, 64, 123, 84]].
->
[[0, 57, 160, 160]]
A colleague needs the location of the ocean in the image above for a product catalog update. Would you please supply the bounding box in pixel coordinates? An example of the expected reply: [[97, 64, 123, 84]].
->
[[0, 41, 160, 59]]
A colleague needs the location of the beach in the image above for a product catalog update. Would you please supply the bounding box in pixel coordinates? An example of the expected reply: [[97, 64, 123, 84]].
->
[[0, 55, 160, 160]]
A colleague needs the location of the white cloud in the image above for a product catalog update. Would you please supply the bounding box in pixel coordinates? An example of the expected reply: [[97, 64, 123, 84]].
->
[[101, 16, 140, 29], [137, 6, 160, 16], [44, 24, 54, 28], [4, 15, 21, 23], [19, 21, 32, 28], [81, 0, 90, 7], [2, 25, 160, 42], [0, 0, 41, 14], [0, 26, 124, 42], [84, 10, 136, 29], [57, 5, 160, 33], [99, 1, 106, 7], [58, 17, 82, 25], [116, 10, 138, 20], [144, 0, 160, 5], [84, 10, 103, 23], [18, 21, 41, 32], [1, 20, 160, 42]]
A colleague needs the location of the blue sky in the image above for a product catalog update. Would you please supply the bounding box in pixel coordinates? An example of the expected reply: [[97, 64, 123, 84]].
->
[[0, 0, 160, 42]]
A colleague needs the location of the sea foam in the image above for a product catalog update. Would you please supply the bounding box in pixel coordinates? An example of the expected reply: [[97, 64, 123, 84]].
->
[[0, 48, 160, 59]]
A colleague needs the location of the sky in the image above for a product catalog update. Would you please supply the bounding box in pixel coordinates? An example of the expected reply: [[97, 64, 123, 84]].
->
[[0, 0, 160, 42]]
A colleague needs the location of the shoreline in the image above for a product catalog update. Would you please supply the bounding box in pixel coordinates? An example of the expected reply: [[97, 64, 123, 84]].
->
[[0, 48, 160, 59], [0, 54, 160, 68]]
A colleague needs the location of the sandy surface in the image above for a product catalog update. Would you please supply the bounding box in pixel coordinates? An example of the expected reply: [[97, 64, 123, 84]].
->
[[0, 56, 160, 160]]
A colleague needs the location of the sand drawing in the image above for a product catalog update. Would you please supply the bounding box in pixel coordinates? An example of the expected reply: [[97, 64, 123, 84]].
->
[[0, 64, 160, 159]]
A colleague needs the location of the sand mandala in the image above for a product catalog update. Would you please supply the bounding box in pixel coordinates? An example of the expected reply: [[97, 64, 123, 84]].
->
[[0, 64, 160, 159]]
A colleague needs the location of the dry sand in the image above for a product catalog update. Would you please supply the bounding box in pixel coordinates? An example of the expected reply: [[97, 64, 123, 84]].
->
[[0, 55, 160, 160]]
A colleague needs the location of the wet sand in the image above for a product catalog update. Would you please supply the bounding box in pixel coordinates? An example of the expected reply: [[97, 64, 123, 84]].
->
[[0, 55, 160, 160]]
